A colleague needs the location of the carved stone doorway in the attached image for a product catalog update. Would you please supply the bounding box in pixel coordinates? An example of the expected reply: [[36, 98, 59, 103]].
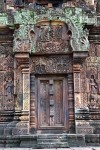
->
[[37, 76, 68, 131]]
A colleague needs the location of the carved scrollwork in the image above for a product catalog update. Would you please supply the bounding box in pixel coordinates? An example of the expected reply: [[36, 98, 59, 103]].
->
[[80, 29, 90, 51], [13, 7, 93, 54], [13, 25, 34, 52], [0, 45, 13, 56], [30, 56, 73, 74]]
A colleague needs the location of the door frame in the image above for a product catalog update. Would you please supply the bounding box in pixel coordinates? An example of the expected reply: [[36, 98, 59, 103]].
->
[[36, 75, 69, 131]]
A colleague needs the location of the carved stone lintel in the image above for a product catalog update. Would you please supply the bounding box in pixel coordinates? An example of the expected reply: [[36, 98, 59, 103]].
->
[[30, 56, 72, 74]]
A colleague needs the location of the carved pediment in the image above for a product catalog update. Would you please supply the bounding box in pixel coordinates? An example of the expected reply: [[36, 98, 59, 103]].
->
[[32, 21, 72, 54], [13, 7, 96, 54]]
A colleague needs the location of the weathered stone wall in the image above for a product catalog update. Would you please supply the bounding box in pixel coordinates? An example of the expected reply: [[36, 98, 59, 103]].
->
[[75, 27, 100, 134]]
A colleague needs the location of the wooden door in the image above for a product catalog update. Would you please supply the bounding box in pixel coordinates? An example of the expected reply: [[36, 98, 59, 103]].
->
[[37, 77, 68, 129]]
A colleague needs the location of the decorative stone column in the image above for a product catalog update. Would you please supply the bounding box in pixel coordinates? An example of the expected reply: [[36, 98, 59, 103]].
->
[[22, 68, 30, 111], [73, 52, 93, 134], [20, 68, 30, 133], [73, 64, 81, 109], [12, 53, 30, 135]]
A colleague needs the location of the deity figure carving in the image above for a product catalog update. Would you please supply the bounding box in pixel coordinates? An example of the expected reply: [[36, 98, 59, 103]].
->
[[89, 75, 98, 94], [88, 96, 100, 111], [5, 77, 14, 99]]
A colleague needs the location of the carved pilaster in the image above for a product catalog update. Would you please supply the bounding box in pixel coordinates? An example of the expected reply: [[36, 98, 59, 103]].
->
[[73, 61, 93, 134], [14, 53, 30, 134], [30, 75, 36, 133], [22, 69, 30, 111], [73, 64, 81, 109]]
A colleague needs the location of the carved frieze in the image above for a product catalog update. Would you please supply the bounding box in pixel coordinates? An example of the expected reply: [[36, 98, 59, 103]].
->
[[3, 55, 14, 111], [0, 43, 14, 111], [79, 43, 100, 114], [30, 55, 73, 74]]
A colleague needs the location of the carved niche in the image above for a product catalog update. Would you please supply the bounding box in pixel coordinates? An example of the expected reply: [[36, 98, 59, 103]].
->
[[80, 43, 100, 115]]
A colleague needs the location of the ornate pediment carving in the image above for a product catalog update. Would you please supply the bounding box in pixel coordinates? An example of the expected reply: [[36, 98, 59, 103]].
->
[[13, 7, 96, 54]]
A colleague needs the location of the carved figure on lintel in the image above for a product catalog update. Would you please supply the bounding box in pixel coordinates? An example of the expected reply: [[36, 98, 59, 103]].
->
[[89, 75, 98, 94]]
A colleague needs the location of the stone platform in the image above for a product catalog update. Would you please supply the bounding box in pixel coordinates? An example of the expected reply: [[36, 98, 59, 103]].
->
[[0, 148, 100, 150], [0, 134, 100, 148]]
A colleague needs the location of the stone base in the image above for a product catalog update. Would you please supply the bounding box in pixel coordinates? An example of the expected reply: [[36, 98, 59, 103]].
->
[[0, 134, 99, 148]]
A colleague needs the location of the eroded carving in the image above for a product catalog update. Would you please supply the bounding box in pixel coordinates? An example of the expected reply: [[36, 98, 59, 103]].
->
[[79, 43, 100, 113], [3, 55, 14, 110], [13, 7, 92, 54], [14, 25, 34, 52], [89, 75, 98, 94], [0, 54, 14, 111], [30, 56, 73, 74], [33, 23, 71, 54]]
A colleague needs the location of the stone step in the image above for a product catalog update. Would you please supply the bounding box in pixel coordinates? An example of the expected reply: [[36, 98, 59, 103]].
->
[[37, 134, 67, 139], [37, 134, 69, 148], [37, 142, 69, 148], [37, 138, 67, 143]]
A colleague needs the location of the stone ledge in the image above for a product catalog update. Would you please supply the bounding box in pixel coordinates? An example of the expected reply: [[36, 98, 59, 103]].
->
[[0, 134, 99, 148], [0, 147, 99, 150]]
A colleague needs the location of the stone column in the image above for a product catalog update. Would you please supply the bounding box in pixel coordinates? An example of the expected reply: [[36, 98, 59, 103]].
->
[[73, 63, 93, 134], [73, 64, 81, 109], [19, 68, 30, 134], [12, 53, 30, 135], [22, 69, 30, 111]]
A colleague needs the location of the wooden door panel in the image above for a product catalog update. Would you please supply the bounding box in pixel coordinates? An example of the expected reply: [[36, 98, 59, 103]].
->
[[37, 77, 67, 129], [54, 80, 63, 125], [38, 80, 50, 127]]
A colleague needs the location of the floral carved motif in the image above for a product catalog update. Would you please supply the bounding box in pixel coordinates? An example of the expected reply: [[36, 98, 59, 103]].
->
[[30, 56, 73, 74]]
